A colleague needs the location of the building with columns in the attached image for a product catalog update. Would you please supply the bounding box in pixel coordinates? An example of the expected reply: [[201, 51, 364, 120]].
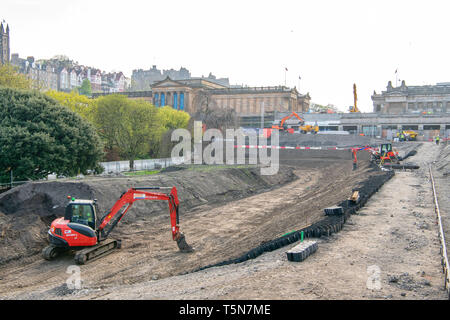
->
[[372, 80, 450, 114], [150, 77, 310, 115]]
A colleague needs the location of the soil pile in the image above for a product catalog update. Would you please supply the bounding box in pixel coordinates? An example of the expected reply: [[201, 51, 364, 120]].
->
[[434, 145, 450, 175], [0, 165, 296, 265]]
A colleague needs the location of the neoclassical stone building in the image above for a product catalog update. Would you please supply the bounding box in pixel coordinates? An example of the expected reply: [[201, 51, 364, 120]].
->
[[372, 81, 450, 114], [150, 77, 310, 115]]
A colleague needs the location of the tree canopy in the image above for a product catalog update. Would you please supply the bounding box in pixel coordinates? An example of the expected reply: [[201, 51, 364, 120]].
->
[[46, 90, 97, 122], [0, 87, 104, 183], [310, 103, 339, 113], [93, 95, 162, 169], [78, 79, 92, 97], [0, 63, 34, 90], [158, 106, 190, 130]]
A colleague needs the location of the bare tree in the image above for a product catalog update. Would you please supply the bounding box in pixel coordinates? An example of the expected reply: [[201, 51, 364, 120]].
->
[[190, 90, 238, 132]]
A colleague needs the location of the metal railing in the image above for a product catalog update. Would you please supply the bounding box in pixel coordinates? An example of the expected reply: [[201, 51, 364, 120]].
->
[[429, 165, 450, 299], [100, 157, 185, 174], [0, 181, 29, 193]]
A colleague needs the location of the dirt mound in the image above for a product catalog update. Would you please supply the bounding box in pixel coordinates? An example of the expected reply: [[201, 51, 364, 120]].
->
[[0, 165, 296, 265]]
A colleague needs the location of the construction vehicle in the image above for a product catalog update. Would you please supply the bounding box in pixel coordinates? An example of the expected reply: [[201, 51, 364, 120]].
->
[[300, 122, 319, 134], [42, 187, 193, 265], [349, 83, 360, 113], [401, 130, 418, 141], [369, 143, 400, 165], [272, 112, 318, 134]]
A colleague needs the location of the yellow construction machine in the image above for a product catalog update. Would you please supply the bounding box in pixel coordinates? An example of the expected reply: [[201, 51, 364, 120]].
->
[[349, 83, 360, 113], [300, 123, 319, 134]]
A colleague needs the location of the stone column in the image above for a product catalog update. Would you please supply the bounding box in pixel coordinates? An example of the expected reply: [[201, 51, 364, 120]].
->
[[185, 92, 189, 112]]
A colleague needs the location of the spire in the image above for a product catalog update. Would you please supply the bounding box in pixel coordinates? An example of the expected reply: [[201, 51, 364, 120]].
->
[[0, 22, 4, 33], [6, 24, 9, 33]]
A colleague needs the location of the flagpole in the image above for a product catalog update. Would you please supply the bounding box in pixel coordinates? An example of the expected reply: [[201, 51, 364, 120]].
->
[[395, 68, 398, 87]]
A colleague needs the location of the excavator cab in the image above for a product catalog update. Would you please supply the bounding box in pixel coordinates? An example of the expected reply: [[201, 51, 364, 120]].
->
[[64, 199, 97, 230], [379, 143, 392, 156]]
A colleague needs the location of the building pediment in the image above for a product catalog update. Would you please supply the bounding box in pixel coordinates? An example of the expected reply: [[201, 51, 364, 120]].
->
[[152, 77, 186, 88]]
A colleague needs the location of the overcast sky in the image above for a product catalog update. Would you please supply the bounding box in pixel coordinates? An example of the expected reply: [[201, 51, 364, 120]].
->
[[3, 0, 450, 112]]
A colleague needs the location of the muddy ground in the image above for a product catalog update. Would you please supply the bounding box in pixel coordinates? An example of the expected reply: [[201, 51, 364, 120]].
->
[[63, 142, 448, 300], [0, 165, 297, 265], [0, 142, 447, 300], [0, 148, 388, 299]]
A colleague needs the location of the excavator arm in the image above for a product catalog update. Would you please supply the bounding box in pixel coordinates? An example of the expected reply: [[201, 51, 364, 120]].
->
[[273, 112, 304, 131], [98, 187, 192, 252]]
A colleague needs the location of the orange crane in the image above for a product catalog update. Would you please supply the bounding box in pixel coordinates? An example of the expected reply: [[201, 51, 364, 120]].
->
[[349, 83, 360, 113]]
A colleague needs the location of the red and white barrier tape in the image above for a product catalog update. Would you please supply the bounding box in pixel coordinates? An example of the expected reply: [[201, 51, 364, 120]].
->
[[235, 145, 358, 151]]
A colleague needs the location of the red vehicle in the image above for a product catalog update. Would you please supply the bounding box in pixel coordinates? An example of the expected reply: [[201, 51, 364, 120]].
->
[[272, 112, 304, 133], [43, 187, 193, 264], [369, 143, 400, 164]]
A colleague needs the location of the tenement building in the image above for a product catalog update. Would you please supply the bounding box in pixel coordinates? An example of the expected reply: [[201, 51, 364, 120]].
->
[[372, 81, 450, 114]]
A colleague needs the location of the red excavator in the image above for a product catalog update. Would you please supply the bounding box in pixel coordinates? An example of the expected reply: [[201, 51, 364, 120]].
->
[[42, 186, 193, 264], [369, 143, 400, 165], [272, 112, 318, 134]]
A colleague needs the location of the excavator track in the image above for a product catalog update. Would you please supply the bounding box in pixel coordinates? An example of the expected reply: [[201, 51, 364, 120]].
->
[[74, 239, 121, 265], [42, 245, 66, 261]]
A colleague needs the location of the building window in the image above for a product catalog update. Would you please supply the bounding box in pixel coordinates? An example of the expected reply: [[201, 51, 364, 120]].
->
[[423, 125, 440, 130]]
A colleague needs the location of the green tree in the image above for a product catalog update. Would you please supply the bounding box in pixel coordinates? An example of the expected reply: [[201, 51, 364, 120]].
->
[[46, 90, 97, 122], [158, 106, 190, 130], [310, 103, 339, 113], [156, 106, 191, 158], [93, 95, 161, 170], [0, 63, 33, 90], [78, 79, 92, 96], [0, 87, 104, 183]]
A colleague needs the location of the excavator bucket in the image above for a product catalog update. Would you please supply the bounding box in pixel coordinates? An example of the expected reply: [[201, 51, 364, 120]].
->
[[177, 233, 194, 253]]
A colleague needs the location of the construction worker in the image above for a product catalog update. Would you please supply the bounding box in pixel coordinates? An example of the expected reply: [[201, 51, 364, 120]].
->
[[436, 135, 440, 145], [400, 132, 405, 142]]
